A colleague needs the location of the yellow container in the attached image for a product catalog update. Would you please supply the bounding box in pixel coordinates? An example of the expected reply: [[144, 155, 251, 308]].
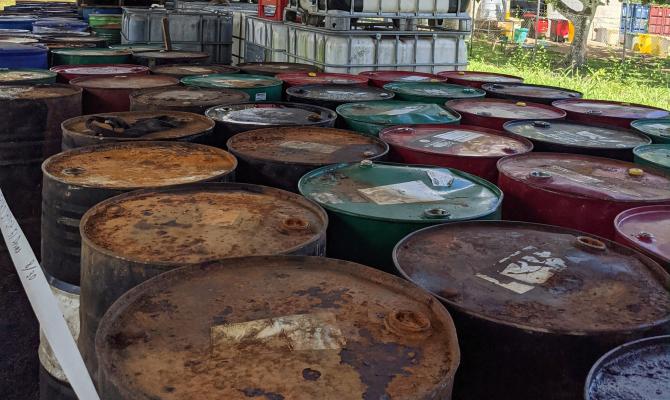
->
[[567, 20, 575, 43], [0, 0, 16, 11], [635, 33, 662, 55]]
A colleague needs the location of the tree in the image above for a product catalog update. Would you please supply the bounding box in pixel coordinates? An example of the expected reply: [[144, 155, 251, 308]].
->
[[549, 0, 601, 69]]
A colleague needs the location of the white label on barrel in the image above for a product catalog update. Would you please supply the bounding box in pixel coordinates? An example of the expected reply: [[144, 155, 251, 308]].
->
[[434, 130, 484, 143], [280, 141, 340, 154], [0, 190, 100, 400], [358, 181, 444, 205], [426, 170, 455, 187], [255, 92, 267, 101]]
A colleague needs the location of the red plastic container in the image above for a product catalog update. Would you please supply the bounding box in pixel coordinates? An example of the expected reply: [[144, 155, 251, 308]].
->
[[615, 205, 670, 269], [70, 75, 178, 114], [50, 64, 150, 83], [497, 153, 670, 240], [552, 99, 670, 129], [380, 124, 533, 182], [436, 71, 523, 88], [359, 70, 446, 88], [445, 98, 566, 130], [550, 19, 570, 42], [275, 72, 368, 88], [257, 0, 288, 21]]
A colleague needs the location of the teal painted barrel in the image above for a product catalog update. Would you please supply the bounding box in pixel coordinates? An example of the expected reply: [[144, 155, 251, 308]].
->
[[0, 68, 56, 84], [336, 101, 461, 136], [631, 119, 670, 144], [50, 48, 131, 66], [383, 82, 486, 104], [298, 161, 502, 271], [634, 144, 670, 174], [181, 74, 283, 102]]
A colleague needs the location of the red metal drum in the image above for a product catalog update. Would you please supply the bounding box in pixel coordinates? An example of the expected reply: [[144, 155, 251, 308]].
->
[[552, 99, 670, 129], [482, 82, 582, 105], [445, 98, 566, 130], [359, 70, 446, 88], [70, 75, 178, 114], [49, 64, 149, 83], [436, 70, 524, 88], [614, 205, 670, 269], [275, 72, 369, 88], [497, 153, 670, 240], [379, 124, 533, 182]]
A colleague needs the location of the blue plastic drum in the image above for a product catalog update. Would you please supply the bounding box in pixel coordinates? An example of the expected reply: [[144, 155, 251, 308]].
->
[[0, 43, 48, 69]]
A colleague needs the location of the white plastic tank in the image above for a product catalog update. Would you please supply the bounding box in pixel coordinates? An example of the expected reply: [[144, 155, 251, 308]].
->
[[298, 0, 457, 14], [245, 16, 289, 62]]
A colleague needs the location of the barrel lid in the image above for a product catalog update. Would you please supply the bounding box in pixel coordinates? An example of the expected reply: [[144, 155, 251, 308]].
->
[[0, 36, 37, 44], [504, 120, 651, 149], [446, 98, 567, 119], [337, 101, 460, 126], [383, 82, 486, 99], [50, 48, 130, 56], [380, 124, 533, 158], [50, 64, 149, 76], [206, 102, 336, 126], [299, 161, 501, 223], [108, 43, 165, 53], [80, 184, 328, 263], [0, 29, 30, 35], [132, 50, 209, 60], [359, 70, 446, 83], [634, 144, 670, 170], [69, 74, 178, 89], [276, 72, 368, 86], [393, 221, 670, 334], [182, 73, 282, 89], [287, 84, 394, 102], [552, 99, 670, 120], [615, 205, 670, 265], [237, 61, 318, 75], [132, 86, 250, 108], [482, 82, 582, 100], [631, 118, 670, 141], [42, 141, 235, 189], [150, 64, 240, 77], [33, 17, 87, 27], [497, 153, 670, 202], [227, 126, 389, 165], [96, 256, 459, 400], [0, 68, 56, 83], [437, 70, 524, 84], [0, 83, 80, 99], [0, 42, 46, 55], [585, 335, 670, 400], [47, 36, 108, 43]]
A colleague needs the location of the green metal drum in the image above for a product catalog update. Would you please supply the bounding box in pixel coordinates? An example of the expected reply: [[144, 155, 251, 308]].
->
[[336, 101, 461, 136], [91, 27, 121, 45], [0, 68, 56, 84], [383, 82, 486, 104], [181, 74, 283, 102], [51, 48, 131, 66], [298, 161, 502, 271], [88, 14, 121, 28], [633, 144, 670, 174], [631, 119, 670, 144]]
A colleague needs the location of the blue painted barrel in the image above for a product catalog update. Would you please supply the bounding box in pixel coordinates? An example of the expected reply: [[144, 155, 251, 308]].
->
[[0, 16, 37, 31], [82, 7, 122, 22], [32, 18, 88, 34], [0, 43, 48, 69]]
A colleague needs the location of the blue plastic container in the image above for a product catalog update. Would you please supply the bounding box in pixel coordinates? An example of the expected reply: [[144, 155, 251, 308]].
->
[[82, 7, 122, 22], [0, 43, 48, 69], [32, 18, 88, 34], [0, 16, 37, 31]]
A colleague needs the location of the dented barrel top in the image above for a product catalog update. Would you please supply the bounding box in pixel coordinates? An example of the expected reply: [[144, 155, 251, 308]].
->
[[0, 68, 56, 83], [69, 74, 178, 89], [181, 73, 282, 89], [50, 48, 131, 57], [227, 127, 389, 165], [380, 124, 533, 157], [503, 120, 651, 149], [337, 101, 460, 125], [615, 205, 670, 265], [206, 102, 337, 126], [299, 161, 502, 223], [80, 184, 328, 264], [482, 82, 582, 101], [445, 98, 566, 119], [237, 61, 319, 76], [497, 153, 670, 202], [631, 119, 670, 143], [286, 84, 394, 102], [95, 256, 460, 400], [393, 221, 670, 334], [276, 72, 369, 86], [150, 64, 240, 78], [42, 141, 235, 189], [131, 87, 250, 108], [552, 99, 670, 120], [436, 70, 524, 84], [50, 64, 149, 77], [0, 83, 81, 99]]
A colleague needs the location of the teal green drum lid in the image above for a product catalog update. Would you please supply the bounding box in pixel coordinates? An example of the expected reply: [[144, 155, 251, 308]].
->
[[298, 161, 502, 223], [634, 144, 670, 171], [181, 73, 282, 89], [336, 101, 461, 125], [631, 119, 670, 144], [383, 82, 486, 100]]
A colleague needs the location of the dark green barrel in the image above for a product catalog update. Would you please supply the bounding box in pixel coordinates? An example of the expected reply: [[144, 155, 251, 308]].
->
[[383, 82, 486, 104], [633, 144, 670, 174], [50, 48, 131, 66], [631, 119, 670, 144]]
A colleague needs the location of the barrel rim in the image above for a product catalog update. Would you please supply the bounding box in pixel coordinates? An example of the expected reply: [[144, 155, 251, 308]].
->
[[631, 118, 670, 135], [436, 70, 524, 82], [445, 98, 568, 119], [552, 98, 670, 119], [633, 143, 670, 163], [205, 101, 338, 126], [69, 74, 179, 89], [285, 83, 395, 102], [481, 81, 583, 100], [614, 204, 670, 264], [336, 100, 462, 125], [181, 73, 283, 89], [383, 81, 487, 98]]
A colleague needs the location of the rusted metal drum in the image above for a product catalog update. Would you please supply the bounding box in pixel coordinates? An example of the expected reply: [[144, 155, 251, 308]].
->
[[299, 161, 502, 271], [445, 98, 566, 130], [237, 61, 318, 76], [552, 99, 670, 129], [275, 71, 369, 87], [130, 86, 250, 115], [78, 183, 328, 375], [503, 120, 651, 161], [383, 82, 486, 104], [482, 82, 582, 104], [95, 255, 461, 400], [0, 68, 56, 84], [182, 73, 284, 102], [150, 63, 240, 79], [227, 126, 389, 192], [393, 220, 670, 400], [436, 70, 524, 88], [380, 124, 533, 183], [61, 111, 215, 150], [131, 50, 210, 67], [614, 205, 670, 269], [286, 84, 394, 112], [206, 102, 338, 147], [70, 75, 178, 114], [585, 335, 670, 400], [631, 118, 670, 144], [50, 64, 149, 83], [359, 70, 446, 88], [497, 153, 670, 239], [633, 144, 670, 174]]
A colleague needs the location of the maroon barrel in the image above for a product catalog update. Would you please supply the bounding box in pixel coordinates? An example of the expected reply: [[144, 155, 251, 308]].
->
[[359, 70, 446, 88], [49, 64, 149, 83], [482, 82, 582, 105], [380, 124, 533, 183], [437, 70, 524, 88], [70, 75, 178, 113], [614, 205, 670, 269], [552, 99, 670, 129], [275, 72, 369, 88], [446, 98, 566, 130], [497, 152, 670, 239]]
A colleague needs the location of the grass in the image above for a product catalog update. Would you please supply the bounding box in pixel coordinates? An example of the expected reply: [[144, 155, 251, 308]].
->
[[467, 39, 670, 110]]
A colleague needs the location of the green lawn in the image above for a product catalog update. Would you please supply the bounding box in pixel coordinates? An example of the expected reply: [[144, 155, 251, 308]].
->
[[466, 39, 670, 110]]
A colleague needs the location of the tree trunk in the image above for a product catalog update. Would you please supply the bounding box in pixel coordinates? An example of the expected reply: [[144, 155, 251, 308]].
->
[[569, 14, 592, 69]]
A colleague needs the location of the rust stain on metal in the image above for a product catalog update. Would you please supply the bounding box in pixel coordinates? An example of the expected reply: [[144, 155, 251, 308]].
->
[[0, 84, 81, 99], [132, 87, 249, 109], [70, 75, 179, 89]]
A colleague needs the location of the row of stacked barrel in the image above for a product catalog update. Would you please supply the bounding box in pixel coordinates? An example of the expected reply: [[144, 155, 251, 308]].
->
[[0, 40, 669, 400]]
